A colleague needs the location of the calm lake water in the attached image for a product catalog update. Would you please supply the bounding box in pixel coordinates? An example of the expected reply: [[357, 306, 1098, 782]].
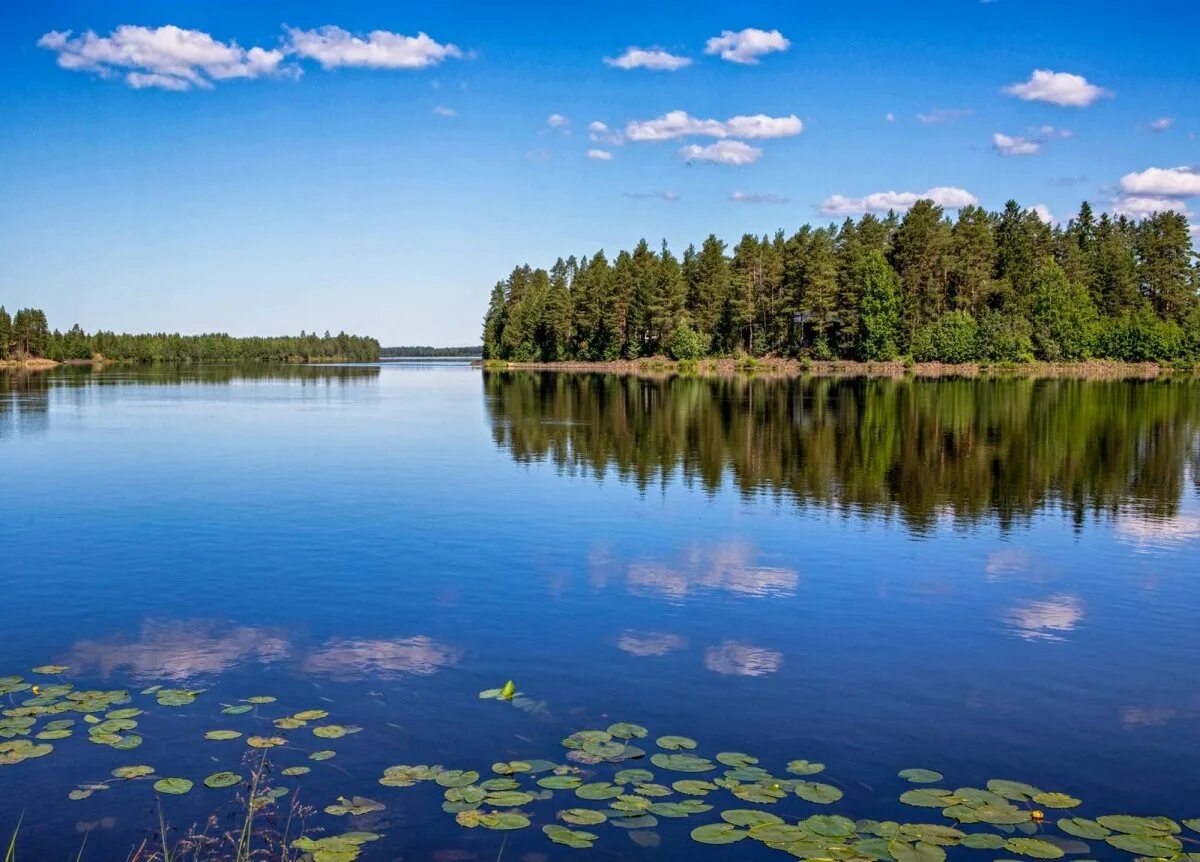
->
[[2, 363, 1199, 860]]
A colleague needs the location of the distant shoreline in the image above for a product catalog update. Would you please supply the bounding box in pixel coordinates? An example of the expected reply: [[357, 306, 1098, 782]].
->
[[476, 357, 1185, 379]]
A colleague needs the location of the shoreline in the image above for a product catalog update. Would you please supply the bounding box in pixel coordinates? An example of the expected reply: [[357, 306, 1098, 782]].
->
[[0, 357, 61, 370], [476, 357, 1185, 379]]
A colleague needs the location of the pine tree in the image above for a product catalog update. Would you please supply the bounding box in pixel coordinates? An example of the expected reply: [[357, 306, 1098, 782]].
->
[[858, 251, 904, 360], [1137, 211, 1196, 322], [949, 205, 996, 315], [892, 199, 951, 339], [0, 306, 11, 359]]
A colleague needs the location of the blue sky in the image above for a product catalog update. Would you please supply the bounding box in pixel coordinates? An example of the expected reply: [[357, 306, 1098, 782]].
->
[[1, 1, 1197, 345]]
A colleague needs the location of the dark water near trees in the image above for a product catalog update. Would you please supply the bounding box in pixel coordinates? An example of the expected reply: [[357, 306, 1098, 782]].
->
[[2, 364, 1198, 860]]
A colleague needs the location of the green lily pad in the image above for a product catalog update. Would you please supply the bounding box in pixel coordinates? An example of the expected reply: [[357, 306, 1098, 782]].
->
[[1057, 818, 1111, 839], [310, 750, 336, 761], [803, 814, 857, 838], [485, 791, 535, 807], [1184, 819, 1199, 834], [901, 788, 958, 808], [899, 768, 944, 784], [987, 780, 1042, 801], [244, 696, 276, 704], [560, 808, 608, 826], [854, 837, 897, 858], [1095, 816, 1179, 835], [974, 803, 1031, 825], [673, 780, 718, 796], [889, 841, 947, 862], [692, 823, 748, 844], [787, 759, 826, 775], [293, 709, 329, 721], [205, 730, 242, 741], [650, 753, 715, 773], [1005, 838, 1066, 858], [221, 704, 252, 715], [1033, 792, 1081, 809], [154, 777, 193, 795], [795, 781, 844, 804], [608, 722, 648, 739], [716, 752, 759, 768], [32, 665, 69, 674], [156, 689, 200, 707], [961, 833, 1008, 849], [436, 769, 480, 788], [246, 736, 285, 748], [313, 724, 360, 739], [656, 735, 697, 751], [543, 824, 598, 848], [635, 783, 672, 797], [538, 775, 582, 790], [732, 783, 786, 803], [112, 765, 155, 779], [282, 766, 311, 776], [899, 824, 965, 845], [576, 782, 622, 800], [36, 729, 71, 740], [723, 810, 783, 827], [1105, 833, 1182, 856], [325, 796, 385, 816], [615, 768, 654, 785], [491, 760, 532, 775], [204, 771, 242, 789], [274, 717, 306, 730]]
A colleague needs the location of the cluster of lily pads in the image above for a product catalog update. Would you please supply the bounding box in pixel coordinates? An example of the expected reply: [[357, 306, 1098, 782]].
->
[[4, 666, 1200, 861]]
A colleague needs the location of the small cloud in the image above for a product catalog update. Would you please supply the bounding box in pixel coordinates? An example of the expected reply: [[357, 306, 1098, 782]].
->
[[1004, 69, 1111, 107], [588, 121, 624, 146], [604, 46, 691, 71], [1148, 117, 1174, 132], [1032, 204, 1054, 223], [993, 132, 1041, 156], [1032, 124, 1072, 138], [820, 186, 979, 216], [547, 113, 569, 128], [1119, 166, 1200, 197], [623, 190, 679, 201], [285, 25, 463, 70], [725, 113, 803, 138], [885, 112, 896, 122], [1111, 196, 1190, 220], [625, 110, 802, 142], [916, 107, 972, 124], [703, 28, 790, 64], [587, 148, 613, 161], [681, 140, 762, 165], [730, 191, 789, 204], [432, 105, 456, 117]]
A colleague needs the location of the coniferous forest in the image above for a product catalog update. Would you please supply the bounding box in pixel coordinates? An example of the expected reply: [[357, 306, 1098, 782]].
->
[[481, 201, 1200, 364], [0, 306, 380, 364]]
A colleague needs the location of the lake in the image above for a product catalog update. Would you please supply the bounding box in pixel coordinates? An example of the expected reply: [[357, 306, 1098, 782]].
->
[[2, 363, 1199, 860]]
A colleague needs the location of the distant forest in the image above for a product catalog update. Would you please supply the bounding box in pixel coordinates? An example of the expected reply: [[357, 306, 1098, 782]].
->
[[482, 201, 1200, 364], [0, 307, 380, 363], [381, 345, 483, 357]]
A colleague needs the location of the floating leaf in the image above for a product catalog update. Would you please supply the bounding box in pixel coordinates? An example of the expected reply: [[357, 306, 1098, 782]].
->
[[899, 824, 965, 845], [650, 753, 715, 773], [716, 752, 759, 768], [673, 780, 718, 796], [795, 781, 844, 804], [154, 778, 193, 795], [274, 717, 306, 730], [436, 769, 480, 788], [538, 775, 582, 790], [221, 704, 252, 715], [325, 796, 385, 816], [156, 689, 200, 707], [576, 782, 622, 800], [492, 760, 532, 775], [543, 824, 598, 848], [656, 735, 697, 751], [803, 814, 857, 838], [609, 814, 658, 829], [1184, 819, 1199, 834], [723, 810, 783, 827], [635, 783, 672, 798], [974, 803, 1032, 825], [733, 783, 786, 804], [901, 789, 958, 808], [313, 725, 360, 739], [282, 766, 311, 776], [244, 696, 276, 704], [205, 730, 242, 741], [1105, 834, 1182, 856], [691, 823, 748, 844], [889, 841, 947, 862], [1005, 838, 1066, 858], [560, 808, 608, 826], [615, 768, 654, 785], [1030, 792, 1080, 809], [987, 779, 1042, 801], [293, 710, 329, 721], [899, 768, 944, 784], [485, 791, 535, 807], [247, 736, 285, 749], [32, 665, 68, 674], [961, 833, 1007, 850], [204, 771, 242, 789], [310, 750, 336, 761], [1057, 818, 1110, 839], [608, 723, 648, 740], [112, 765, 155, 779], [1095, 816, 1179, 835]]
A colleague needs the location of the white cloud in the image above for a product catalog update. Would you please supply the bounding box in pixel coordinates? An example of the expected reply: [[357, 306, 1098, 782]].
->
[[1148, 117, 1174, 132], [1119, 166, 1200, 197], [432, 105, 456, 117], [1004, 69, 1111, 107], [547, 112, 569, 128], [1111, 196, 1190, 220], [284, 26, 462, 70], [725, 113, 803, 138], [623, 191, 680, 201], [1033, 125, 1073, 138], [916, 107, 972, 124], [588, 121, 624, 146], [993, 132, 1041, 156], [1032, 204, 1054, 223], [820, 186, 979, 216], [625, 110, 802, 142], [704, 28, 790, 64], [37, 25, 288, 90], [680, 140, 762, 165], [885, 112, 896, 122], [731, 191, 789, 204], [604, 46, 691, 71], [587, 148, 613, 161]]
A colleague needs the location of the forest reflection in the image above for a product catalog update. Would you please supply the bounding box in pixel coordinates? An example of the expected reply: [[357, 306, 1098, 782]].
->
[[485, 371, 1200, 532]]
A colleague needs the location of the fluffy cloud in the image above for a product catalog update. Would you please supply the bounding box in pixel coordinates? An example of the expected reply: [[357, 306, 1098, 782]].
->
[[1119, 166, 1200, 197], [704, 28, 790, 64], [626, 110, 802, 141], [547, 113, 569, 128], [1111, 196, 1190, 220], [604, 47, 691, 71], [820, 186, 979, 216], [730, 191, 789, 204], [992, 132, 1041, 156], [432, 105, 456, 117], [588, 121, 624, 146], [1148, 117, 1174, 132], [916, 107, 972, 125], [37, 25, 288, 90], [587, 148, 613, 161], [680, 140, 762, 165], [1031, 204, 1054, 224], [284, 26, 461, 69], [1004, 69, 1111, 107]]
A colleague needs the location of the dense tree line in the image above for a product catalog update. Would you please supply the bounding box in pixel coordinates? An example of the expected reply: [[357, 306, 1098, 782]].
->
[[381, 345, 483, 357], [482, 201, 1200, 364], [0, 306, 380, 363], [486, 371, 1200, 531]]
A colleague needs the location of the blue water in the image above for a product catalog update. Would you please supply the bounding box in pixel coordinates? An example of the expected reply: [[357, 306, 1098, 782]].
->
[[1, 363, 1198, 859]]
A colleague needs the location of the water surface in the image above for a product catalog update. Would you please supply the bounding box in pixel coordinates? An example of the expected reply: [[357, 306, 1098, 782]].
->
[[2, 364, 1198, 859]]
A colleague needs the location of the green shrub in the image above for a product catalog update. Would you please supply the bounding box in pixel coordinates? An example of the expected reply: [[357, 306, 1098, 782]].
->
[[911, 311, 979, 363], [667, 323, 706, 361], [977, 310, 1035, 363], [1097, 307, 1184, 362], [1030, 263, 1098, 360]]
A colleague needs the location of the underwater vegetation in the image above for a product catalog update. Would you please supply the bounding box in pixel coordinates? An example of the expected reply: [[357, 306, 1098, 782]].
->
[[1, 669, 1198, 860]]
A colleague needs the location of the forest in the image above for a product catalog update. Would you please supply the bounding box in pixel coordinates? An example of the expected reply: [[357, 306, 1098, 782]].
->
[[381, 345, 483, 357], [0, 306, 380, 364], [481, 201, 1200, 364]]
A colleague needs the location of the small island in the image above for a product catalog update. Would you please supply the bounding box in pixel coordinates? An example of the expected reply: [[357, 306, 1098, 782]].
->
[[481, 202, 1199, 374]]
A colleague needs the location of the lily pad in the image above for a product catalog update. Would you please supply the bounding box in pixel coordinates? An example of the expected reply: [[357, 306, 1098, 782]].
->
[[1005, 838, 1066, 858], [325, 796, 385, 816], [204, 730, 242, 741], [961, 833, 1008, 849], [560, 808, 608, 826], [221, 704, 252, 715], [787, 759, 826, 775], [692, 823, 748, 844], [1033, 792, 1081, 809], [543, 824, 598, 848], [889, 841, 947, 862], [244, 696, 276, 704], [313, 724, 360, 739], [899, 768, 944, 784], [576, 782, 622, 800], [723, 810, 783, 827], [608, 722, 648, 739], [112, 765, 155, 779], [436, 769, 480, 788], [650, 753, 715, 773], [1105, 833, 1182, 856], [795, 780, 844, 804], [310, 750, 336, 761], [656, 735, 697, 751], [204, 771, 242, 789], [293, 709, 329, 721], [1095, 815, 1179, 835], [615, 768, 655, 785], [538, 775, 582, 790], [716, 752, 759, 768], [32, 665, 69, 674], [901, 788, 958, 808], [282, 766, 311, 776], [987, 779, 1042, 801], [154, 777, 193, 795], [1057, 818, 1111, 839], [246, 736, 286, 748], [673, 779, 718, 796]]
